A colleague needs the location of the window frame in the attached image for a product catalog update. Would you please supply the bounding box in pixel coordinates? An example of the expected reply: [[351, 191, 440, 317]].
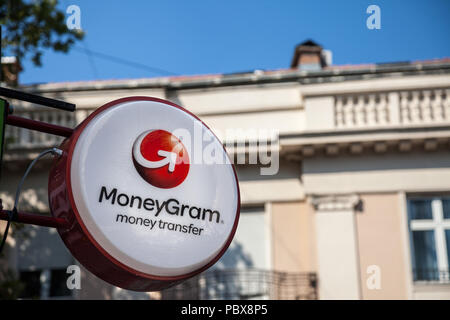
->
[[19, 267, 75, 300], [407, 196, 450, 283]]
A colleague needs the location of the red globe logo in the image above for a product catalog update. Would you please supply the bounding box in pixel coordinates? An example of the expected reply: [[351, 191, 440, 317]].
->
[[132, 130, 190, 189]]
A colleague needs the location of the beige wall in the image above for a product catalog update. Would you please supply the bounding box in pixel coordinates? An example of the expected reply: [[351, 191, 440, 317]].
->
[[172, 83, 302, 116], [356, 193, 408, 299], [314, 201, 361, 299], [303, 152, 450, 195], [271, 201, 316, 273], [413, 284, 450, 299]]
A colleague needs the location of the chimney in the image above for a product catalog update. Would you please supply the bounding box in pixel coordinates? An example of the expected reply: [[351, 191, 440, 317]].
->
[[1, 56, 22, 86], [290, 40, 331, 71]]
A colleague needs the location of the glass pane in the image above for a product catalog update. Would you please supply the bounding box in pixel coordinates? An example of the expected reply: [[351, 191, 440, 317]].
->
[[446, 230, 450, 274], [442, 199, 450, 220], [50, 269, 71, 297], [0, 99, 6, 176], [409, 199, 433, 220], [412, 230, 438, 281], [19, 271, 41, 299]]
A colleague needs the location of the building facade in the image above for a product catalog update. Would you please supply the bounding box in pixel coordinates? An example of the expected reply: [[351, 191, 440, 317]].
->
[[1, 42, 450, 299]]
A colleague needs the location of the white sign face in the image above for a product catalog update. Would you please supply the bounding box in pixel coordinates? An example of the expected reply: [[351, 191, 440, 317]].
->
[[69, 99, 239, 277]]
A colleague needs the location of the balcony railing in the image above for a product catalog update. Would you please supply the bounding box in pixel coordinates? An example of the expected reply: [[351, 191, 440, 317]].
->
[[4, 108, 94, 152], [5, 109, 76, 150], [161, 269, 318, 300], [413, 269, 450, 283], [334, 88, 450, 129]]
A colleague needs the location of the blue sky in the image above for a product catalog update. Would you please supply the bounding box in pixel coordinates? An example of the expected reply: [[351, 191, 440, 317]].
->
[[16, 0, 450, 85]]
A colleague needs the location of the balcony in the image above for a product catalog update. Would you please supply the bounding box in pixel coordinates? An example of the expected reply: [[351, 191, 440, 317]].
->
[[160, 269, 318, 300], [3, 107, 94, 160], [334, 89, 450, 129], [413, 269, 450, 284], [283, 84, 450, 157]]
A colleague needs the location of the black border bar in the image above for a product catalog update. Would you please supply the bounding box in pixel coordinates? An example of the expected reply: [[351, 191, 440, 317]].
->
[[0, 87, 75, 112]]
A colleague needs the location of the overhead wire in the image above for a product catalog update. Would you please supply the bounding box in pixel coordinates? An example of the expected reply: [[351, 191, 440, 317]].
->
[[0, 148, 62, 254], [72, 46, 177, 77]]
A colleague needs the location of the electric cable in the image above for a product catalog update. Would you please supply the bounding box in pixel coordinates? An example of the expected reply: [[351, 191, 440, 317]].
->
[[72, 46, 178, 76], [81, 41, 99, 79], [0, 147, 62, 254]]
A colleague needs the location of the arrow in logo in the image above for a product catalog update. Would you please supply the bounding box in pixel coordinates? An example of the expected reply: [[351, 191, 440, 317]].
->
[[133, 131, 178, 172]]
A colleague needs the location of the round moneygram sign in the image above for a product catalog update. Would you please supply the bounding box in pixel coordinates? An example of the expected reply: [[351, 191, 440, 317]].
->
[[48, 97, 240, 291]]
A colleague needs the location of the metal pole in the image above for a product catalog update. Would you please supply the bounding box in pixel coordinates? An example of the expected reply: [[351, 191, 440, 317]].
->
[[0, 86, 76, 112], [0, 209, 68, 229], [6, 114, 74, 137]]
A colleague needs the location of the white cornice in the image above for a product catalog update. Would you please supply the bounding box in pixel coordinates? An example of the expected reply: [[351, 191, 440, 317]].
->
[[300, 74, 450, 96]]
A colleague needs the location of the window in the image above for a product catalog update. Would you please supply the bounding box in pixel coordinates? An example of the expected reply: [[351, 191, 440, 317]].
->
[[408, 197, 450, 282], [50, 269, 72, 297], [19, 268, 72, 299], [19, 271, 41, 299]]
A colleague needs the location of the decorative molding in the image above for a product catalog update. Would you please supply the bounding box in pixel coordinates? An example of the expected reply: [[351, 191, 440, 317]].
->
[[374, 142, 388, 153], [283, 136, 450, 160], [325, 144, 339, 156], [399, 140, 412, 152], [350, 143, 363, 154], [424, 139, 438, 151], [310, 194, 360, 212], [302, 145, 315, 157]]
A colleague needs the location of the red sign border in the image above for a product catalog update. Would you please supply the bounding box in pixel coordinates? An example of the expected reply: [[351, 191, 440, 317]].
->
[[48, 96, 241, 291]]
